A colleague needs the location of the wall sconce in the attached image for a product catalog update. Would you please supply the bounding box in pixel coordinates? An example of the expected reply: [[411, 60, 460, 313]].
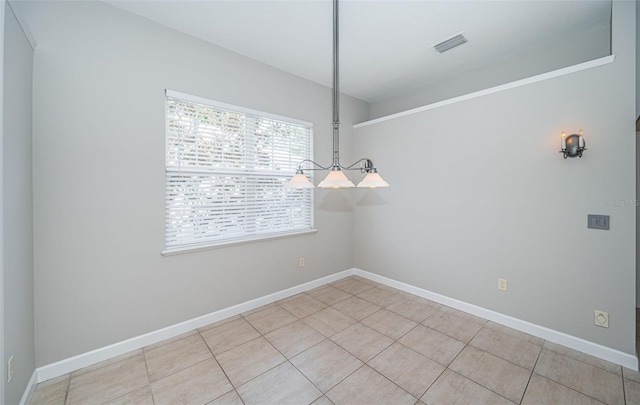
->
[[560, 130, 586, 159]]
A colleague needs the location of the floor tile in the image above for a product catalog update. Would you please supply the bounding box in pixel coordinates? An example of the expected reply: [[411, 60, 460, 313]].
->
[[331, 296, 381, 321], [198, 315, 242, 332], [30, 375, 69, 405], [41, 281, 636, 405], [306, 286, 352, 306], [291, 339, 363, 392], [449, 346, 530, 403], [151, 358, 233, 405], [421, 369, 515, 405], [200, 317, 261, 355], [521, 373, 605, 405], [71, 350, 143, 378], [543, 341, 622, 375], [278, 293, 327, 318], [377, 284, 424, 300], [385, 297, 440, 323], [439, 306, 487, 325], [534, 349, 624, 405], [332, 278, 376, 295], [369, 342, 445, 398], [144, 333, 212, 382], [237, 362, 322, 405], [483, 321, 544, 346], [625, 367, 640, 383], [215, 336, 286, 387], [398, 325, 465, 366], [303, 307, 356, 337], [207, 390, 243, 405], [34, 373, 70, 390], [264, 319, 326, 358], [626, 378, 640, 405], [361, 309, 417, 340], [357, 287, 404, 307], [143, 331, 198, 353], [331, 323, 394, 362], [470, 326, 541, 370], [326, 365, 416, 405], [103, 386, 154, 405], [241, 302, 279, 317], [66, 354, 149, 405], [244, 304, 298, 335], [422, 310, 484, 343]]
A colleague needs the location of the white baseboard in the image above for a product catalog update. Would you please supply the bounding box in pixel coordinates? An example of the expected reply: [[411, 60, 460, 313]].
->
[[35, 269, 355, 382], [32, 265, 638, 394], [354, 268, 639, 371], [19, 369, 38, 405]]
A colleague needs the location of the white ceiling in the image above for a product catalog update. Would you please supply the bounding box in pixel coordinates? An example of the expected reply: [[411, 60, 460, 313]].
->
[[106, 0, 611, 103]]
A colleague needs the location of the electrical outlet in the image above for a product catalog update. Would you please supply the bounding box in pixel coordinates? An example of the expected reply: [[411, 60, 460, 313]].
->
[[498, 278, 507, 292], [299, 257, 305, 267], [7, 355, 13, 383], [594, 310, 609, 328]]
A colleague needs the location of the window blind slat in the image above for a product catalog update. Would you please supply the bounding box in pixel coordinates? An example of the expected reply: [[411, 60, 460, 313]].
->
[[165, 94, 314, 251]]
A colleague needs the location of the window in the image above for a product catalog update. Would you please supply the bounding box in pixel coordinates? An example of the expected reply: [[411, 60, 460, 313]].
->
[[164, 90, 314, 254]]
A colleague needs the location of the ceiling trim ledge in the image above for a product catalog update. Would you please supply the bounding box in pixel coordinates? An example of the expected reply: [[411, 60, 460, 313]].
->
[[354, 55, 616, 129]]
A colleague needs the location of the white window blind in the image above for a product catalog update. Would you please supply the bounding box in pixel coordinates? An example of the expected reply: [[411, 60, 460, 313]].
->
[[164, 90, 314, 254]]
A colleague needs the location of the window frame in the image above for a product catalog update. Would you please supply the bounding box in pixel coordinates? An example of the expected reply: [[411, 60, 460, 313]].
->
[[162, 90, 316, 256]]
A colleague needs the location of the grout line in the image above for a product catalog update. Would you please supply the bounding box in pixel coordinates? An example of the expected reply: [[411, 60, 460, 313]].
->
[[63, 376, 70, 405], [200, 329, 246, 405], [140, 351, 154, 405], [541, 342, 624, 376], [285, 358, 325, 404], [445, 369, 517, 405], [529, 372, 611, 405], [535, 346, 625, 403], [415, 368, 446, 401], [364, 363, 421, 402], [517, 341, 543, 404]]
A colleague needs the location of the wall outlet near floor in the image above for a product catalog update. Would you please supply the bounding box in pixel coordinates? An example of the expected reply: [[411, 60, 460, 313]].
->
[[299, 257, 305, 267], [594, 310, 609, 328], [498, 278, 508, 292], [7, 355, 13, 383]]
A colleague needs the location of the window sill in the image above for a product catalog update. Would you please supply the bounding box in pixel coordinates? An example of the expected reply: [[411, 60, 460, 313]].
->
[[161, 229, 318, 256]]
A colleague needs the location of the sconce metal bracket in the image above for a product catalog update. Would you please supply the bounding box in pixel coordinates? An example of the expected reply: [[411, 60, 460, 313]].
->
[[560, 133, 586, 159]]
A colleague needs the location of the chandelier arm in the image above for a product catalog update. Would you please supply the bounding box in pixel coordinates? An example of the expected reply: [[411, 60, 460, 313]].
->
[[340, 158, 375, 172], [296, 159, 332, 171]]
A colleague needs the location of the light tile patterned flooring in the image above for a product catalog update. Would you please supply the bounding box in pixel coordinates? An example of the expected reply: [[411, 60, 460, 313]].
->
[[29, 276, 640, 405]]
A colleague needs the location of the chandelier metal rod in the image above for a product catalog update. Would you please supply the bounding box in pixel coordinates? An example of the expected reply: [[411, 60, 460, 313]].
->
[[332, 0, 340, 169]]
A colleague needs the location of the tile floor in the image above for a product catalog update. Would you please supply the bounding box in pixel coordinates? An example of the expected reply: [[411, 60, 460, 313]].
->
[[28, 276, 640, 405]]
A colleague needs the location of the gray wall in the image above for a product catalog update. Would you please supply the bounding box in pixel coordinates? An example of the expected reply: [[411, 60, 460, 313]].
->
[[3, 3, 34, 403], [354, 0, 636, 354], [370, 23, 611, 119], [20, 0, 368, 366]]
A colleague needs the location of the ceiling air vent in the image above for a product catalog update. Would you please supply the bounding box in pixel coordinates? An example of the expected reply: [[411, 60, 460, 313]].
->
[[434, 33, 468, 53]]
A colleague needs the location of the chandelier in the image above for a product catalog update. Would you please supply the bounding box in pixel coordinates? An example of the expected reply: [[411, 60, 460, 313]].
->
[[284, 0, 389, 189]]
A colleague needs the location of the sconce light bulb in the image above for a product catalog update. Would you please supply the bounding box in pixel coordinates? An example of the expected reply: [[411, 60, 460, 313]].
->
[[579, 129, 583, 136], [562, 132, 566, 139]]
